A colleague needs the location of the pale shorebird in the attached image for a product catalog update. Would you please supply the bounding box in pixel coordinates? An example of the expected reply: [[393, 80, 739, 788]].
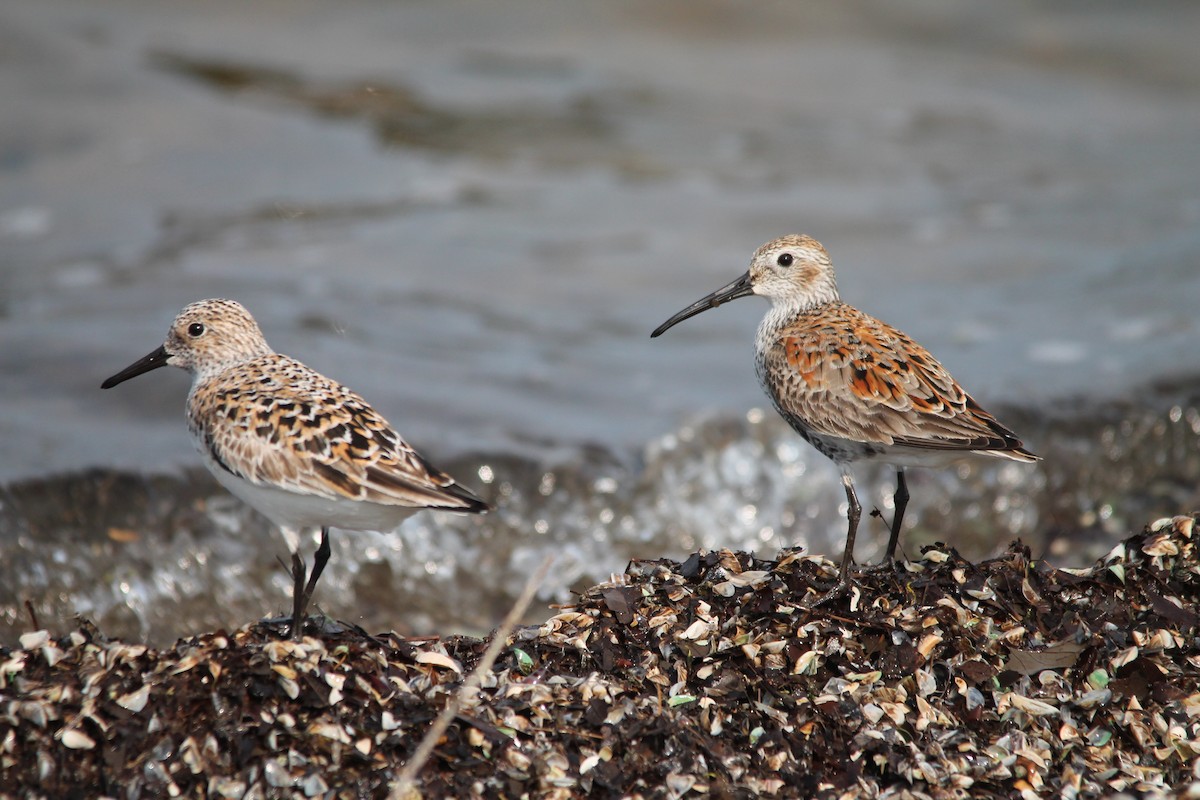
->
[[102, 298, 489, 639], [651, 235, 1038, 602]]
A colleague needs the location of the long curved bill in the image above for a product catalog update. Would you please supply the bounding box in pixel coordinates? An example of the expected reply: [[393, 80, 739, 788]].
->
[[650, 271, 754, 338], [101, 345, 170, 389]]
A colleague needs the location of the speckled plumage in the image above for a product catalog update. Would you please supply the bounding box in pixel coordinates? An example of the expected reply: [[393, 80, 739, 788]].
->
[[103, 298, 488, 637], [757, 298, 1035, 467], [186, 352, 483, 519], [652, 235, 1039, 600]]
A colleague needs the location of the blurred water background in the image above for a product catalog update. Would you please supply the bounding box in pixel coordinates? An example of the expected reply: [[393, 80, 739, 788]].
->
[[2, 0, 1199, 644]]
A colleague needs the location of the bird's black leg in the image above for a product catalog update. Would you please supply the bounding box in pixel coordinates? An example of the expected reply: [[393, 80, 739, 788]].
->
[[290, 550, 307, 641], [299, 528, 331, 626], [884, 470, 909, 563], [807, 473, 861, 608], [289, 529, 331, 641], [839, 473, 862, 581]]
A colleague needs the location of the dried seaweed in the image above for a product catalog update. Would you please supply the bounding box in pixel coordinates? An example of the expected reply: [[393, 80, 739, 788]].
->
[[3, 515, 1199, 798]]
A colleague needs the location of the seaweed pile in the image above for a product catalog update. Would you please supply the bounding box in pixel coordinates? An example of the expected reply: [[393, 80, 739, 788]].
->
[[3, 515, 1199, 798]]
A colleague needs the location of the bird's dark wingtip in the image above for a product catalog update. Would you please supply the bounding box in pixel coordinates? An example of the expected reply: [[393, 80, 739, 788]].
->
[[440, 479, 491, 514], [1009, 445, 1041, 463]]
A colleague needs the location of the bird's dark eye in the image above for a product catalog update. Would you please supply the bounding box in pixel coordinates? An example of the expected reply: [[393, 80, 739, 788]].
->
[[187, 322, 206, 337], [777, 253, 794, 267]]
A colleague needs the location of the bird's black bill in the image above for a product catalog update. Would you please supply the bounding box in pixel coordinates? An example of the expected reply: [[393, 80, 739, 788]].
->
[[101, 345, 169, 389], [650, 271, 754, 338]]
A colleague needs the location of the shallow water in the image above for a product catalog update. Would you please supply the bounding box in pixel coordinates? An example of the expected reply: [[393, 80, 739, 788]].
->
[[2, 0, 1200, 643]]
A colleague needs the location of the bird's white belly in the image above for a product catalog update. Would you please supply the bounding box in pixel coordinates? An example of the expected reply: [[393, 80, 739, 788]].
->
[[821, 436, 1018, 472], [205, 458, 418, 534]]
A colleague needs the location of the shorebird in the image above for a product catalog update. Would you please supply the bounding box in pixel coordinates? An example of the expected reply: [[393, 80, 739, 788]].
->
[[102, 298, 489, 639], [651, 234, 1038, 602]]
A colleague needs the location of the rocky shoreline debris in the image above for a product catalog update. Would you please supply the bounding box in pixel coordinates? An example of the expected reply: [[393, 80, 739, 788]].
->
[[3, 514, 1199, 798]]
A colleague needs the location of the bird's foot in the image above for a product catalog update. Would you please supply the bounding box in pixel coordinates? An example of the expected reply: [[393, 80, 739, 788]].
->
[[866, 555, 905, 573], [803, 576, 853, 610]]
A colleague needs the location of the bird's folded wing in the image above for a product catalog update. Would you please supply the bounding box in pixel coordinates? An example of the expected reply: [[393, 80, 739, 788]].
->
[[190, 361, 487, 511], [769, 305, 1027, 453]]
